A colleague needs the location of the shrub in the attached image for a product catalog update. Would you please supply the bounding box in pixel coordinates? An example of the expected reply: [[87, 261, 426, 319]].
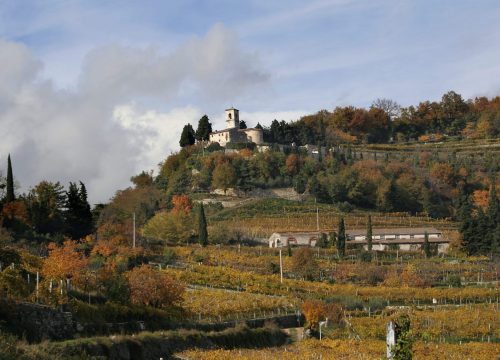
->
[[447, 275, 462, 288], [163, 247, 177, 265]]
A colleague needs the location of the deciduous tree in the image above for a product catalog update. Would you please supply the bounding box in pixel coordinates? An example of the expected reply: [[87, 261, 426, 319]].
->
[[125, 264, 184, 308]]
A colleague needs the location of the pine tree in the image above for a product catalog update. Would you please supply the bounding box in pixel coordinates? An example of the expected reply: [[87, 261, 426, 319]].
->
[[179, 124, 195, 147], [195, 115, 212, 142], [423, 231, 431, 258], [337, 217, 346, 258], [65, 182, 93, 239], [366, 215, 373, 252], [198, 203, 208, 246], [6, 154, 15, 202]]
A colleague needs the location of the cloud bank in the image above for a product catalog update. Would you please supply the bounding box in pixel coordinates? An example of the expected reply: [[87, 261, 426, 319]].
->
[[0, 24, 268, 203]]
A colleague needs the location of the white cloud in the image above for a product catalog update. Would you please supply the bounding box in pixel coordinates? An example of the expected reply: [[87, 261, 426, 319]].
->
[[0, 24, 268, 204]]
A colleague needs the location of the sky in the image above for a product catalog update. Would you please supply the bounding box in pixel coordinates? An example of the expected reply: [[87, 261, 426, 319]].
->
[[1, 0, 500, 203]]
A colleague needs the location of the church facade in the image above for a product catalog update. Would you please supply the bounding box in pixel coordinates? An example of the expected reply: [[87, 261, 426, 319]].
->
[[209, 108, 264, 147]]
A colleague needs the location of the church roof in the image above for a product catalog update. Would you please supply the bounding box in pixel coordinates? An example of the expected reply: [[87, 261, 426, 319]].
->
[[225, 107, 239, 111]]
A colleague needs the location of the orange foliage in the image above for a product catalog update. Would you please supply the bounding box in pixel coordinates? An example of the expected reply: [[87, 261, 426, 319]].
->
[[172, 195, 193, 214], [91, 242, 116, 257], [430, 163, 454, 186], [285, 154, 300, 175], [42, 240, 88, 285], [97, 221, 130, 247], [1, 201, 29, 223], [125, 264, 184, 308], [472, 189, 489, 210], [301, 299, 343, 329], [239, 148, 253, 157]]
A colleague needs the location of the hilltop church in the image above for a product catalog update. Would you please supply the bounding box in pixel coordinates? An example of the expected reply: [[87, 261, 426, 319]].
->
[[209, 108, 264, 147]]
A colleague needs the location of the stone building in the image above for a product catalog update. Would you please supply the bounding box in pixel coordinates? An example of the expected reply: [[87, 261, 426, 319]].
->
[[209, 107, 264, 147]]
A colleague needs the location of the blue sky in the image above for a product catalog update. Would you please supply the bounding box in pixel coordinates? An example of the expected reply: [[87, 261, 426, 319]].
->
[[1, 0, 500, 202]]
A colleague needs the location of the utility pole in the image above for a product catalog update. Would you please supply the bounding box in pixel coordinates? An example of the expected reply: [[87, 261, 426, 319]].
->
[[132, 212, 136, 248], [279, 249, 283, 284]]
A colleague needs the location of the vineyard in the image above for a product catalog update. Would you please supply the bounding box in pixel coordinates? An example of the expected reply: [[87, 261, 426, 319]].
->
[[180, 339, 500, 360], [207, 198, 457, 237]]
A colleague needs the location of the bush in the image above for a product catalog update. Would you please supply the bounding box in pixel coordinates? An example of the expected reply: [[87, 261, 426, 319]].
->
[[359, 251, 372, 262], [206, 142, 223, 152], [447, 275, 462, 288], [225, 142, 256, 150], [163, 247, 177, 265], [337, 201, 354, 213]]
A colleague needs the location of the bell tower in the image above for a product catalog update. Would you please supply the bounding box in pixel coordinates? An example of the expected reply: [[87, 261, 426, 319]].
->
[[225, 107, 239, 129]]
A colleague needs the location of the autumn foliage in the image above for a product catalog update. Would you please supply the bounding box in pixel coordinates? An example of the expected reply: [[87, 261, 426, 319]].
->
[[42, 240, 88, 286], [125, 264, 184, 308], [301, 299, 343, 329]]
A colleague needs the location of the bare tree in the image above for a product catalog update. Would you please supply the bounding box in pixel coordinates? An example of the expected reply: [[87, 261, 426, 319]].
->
[[371, 98, 401, 118]]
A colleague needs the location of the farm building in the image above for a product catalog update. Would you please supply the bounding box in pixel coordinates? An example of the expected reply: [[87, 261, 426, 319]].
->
[[347, 227, 449, 253], [268, 227, 450, 253], [268, 232, 323, 248]]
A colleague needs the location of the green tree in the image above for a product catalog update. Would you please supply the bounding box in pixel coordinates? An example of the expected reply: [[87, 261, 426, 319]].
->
[[211, 162, 236, 194], [198, 203, 208, 246], [392, 314, 413, 360], [26, 181, 66, 235], [65, 182, 93, 239], [337, 217, 346, 258], [6, 154, 15, 202], [366, 215, 373, 252], [423, 231, 431, 258], [195, 115, 212, 141], [317, 232, 328, 248], [239, 120, 247, 129], [179, 124, 195, 147]]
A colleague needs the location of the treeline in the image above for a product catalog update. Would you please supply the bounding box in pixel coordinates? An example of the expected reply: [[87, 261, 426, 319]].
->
[[0, 155, 94, 245], [262, 92, 500, 145]]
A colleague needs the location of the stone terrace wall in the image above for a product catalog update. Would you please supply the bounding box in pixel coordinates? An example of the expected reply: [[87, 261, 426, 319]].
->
[[0, 299, 75, 342]]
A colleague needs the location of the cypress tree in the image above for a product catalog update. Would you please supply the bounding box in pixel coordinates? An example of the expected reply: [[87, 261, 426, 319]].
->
[[198, 203, 208, 246], [6, 154, 15, 202], [423, 231, 431, 258], [179, 124, 195, 147], [366, 215, 373, 252], [337, 217, 346, 258], [195, 115, 213, 142]]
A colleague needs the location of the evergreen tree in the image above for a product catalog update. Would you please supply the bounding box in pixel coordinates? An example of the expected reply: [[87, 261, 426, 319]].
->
[[195, 115, 212, 142], [476, 208, 491, 253], [366, 215, 373, 252], [179, 124, 195, 147], [458, 193, 477, 255], [239, 120, 247, 129], [317, 232, 328, 248], [198, 203, 208, 246], [6, 154, 15, 202], [65, 182, 93, 239], [329, 231, 337, 249], [423, 231, 431, 258], [337, 217, 346, 258]]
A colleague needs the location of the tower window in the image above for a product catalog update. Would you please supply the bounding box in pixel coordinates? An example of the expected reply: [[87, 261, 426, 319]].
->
[[228, 113, 232, 119]]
